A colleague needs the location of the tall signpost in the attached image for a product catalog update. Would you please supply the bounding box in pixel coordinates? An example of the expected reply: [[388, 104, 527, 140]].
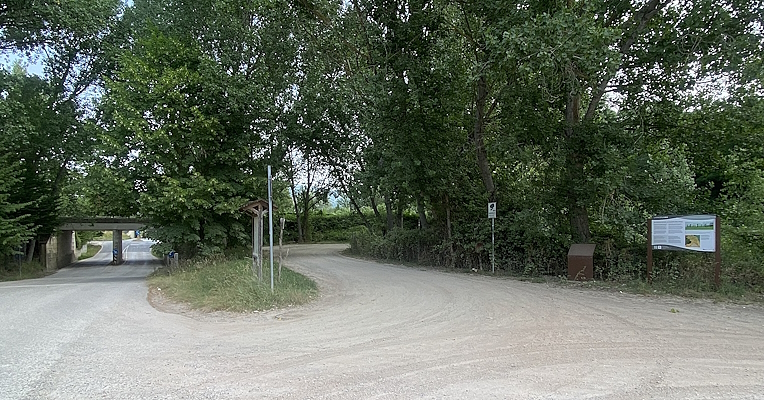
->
[[239, 199, 271, 282], [239, 170, 277, 291], [268, 166, 274, 293], [488, 202, 497, 273], [647, 215, 721, 288]]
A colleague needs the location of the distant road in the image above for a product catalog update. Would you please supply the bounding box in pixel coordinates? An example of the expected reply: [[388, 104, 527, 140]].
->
[[1, 243, 763, 399]]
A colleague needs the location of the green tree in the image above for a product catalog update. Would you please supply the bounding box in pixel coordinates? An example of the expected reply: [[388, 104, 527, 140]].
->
[[0, 155, 34, 259], [102, 28, 272, 255], [1, 0, 124, 260], [0, 67, 82, 259], [490, 0, 764, 242]]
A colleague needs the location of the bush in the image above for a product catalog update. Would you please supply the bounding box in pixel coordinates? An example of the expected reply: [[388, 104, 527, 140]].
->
[[280, 210, 385, 243], [350, 227, 442, 264], [75, 231, 100, 248], [349, 224, 567, 276]]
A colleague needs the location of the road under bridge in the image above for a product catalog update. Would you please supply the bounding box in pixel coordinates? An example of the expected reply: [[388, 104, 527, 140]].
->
[[46, 218, 149, 270]]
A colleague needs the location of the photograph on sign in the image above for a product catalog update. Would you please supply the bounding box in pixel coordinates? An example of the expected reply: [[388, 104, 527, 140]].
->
[[651, 215, 715, 252]]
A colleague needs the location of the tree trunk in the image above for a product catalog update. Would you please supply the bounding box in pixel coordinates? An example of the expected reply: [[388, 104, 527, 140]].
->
[[445, 195, 452, 242], [25, 239, 37, 262], [301, 189, 311, 242], [289, 181, 304, 243], [384, 195, 395, 234], [396, 197, 403, 228], [473, 75, 496, 201], [338, 177, 372, 231], [445, 194, 454, 267], [569, 200, 592, 243], [548, 1, 665, 245], [561, 0, 664, 243], [370, 190, 382, 221], [301, 164, 315, 242], [564, 91, 592, 243], [416, 196, 428, 230]]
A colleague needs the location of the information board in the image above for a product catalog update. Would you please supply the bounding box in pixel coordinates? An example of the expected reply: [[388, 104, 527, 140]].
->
[[651, 215, 716, 252]]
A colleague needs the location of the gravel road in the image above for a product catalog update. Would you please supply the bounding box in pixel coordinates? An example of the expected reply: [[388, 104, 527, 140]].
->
[[1, 243, 763, 399]]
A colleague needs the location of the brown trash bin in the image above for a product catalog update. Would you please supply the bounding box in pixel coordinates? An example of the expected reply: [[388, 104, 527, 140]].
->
[[568, 244, 595, 281]]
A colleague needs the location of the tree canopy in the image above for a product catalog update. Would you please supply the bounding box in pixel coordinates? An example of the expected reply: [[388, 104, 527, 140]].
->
[[2, 0, 763, 288]]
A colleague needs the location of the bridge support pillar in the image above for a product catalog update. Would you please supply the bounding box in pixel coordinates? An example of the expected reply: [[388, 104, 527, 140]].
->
[[43, 231, 77, 271], [112, 230, 123, 264]]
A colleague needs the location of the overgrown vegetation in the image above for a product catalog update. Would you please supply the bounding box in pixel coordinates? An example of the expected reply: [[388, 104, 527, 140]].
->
[[78, 244, 102, 260], [148, 256, 318, 312], [0, 260, 48, 282]]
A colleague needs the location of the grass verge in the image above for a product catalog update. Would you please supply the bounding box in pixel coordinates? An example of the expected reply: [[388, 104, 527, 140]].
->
[[78, 245, 102, 260], [147, 256, 318, 312], [0, 261, 50, 282]]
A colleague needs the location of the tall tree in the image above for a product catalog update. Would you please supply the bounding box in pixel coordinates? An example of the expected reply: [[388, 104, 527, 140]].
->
[[1, 0, 124, 260], [481, 0, 764, 242], [0, 67, 84, 259], [102, 29, 268, 255]]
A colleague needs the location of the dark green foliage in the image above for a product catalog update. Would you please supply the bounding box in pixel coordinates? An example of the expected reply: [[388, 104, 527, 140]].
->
[[349, 228, 443, 265], [0, 156, 34, 260], [0, 68, 72, 252], [3, 0, 761, 296], [278, 211, 386, 243], [335, 0, 764, 294], [1, 0, 124, 260], [102, 29, 270, 257]]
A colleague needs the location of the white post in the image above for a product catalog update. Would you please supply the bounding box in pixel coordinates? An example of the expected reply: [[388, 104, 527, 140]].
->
[[491, 218, 495, 274], [268, 165, 274, 293], [488, 202, 497, 274], [279, 217, 285, 280]]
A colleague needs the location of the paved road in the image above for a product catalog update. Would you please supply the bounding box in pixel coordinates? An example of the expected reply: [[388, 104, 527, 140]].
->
[[1, 243, 763, 399]]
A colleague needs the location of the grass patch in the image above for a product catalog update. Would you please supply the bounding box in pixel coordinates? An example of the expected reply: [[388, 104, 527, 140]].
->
[[78, 245, 102, 260], [0, 261, 50, 282], [147, 256, 318, 312]]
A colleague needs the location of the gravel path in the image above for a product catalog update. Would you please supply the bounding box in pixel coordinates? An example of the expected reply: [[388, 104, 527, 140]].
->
[[1, 243, 763, 399]]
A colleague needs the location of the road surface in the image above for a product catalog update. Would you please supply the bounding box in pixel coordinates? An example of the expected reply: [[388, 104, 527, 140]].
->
[[1, 243, 763, 399]]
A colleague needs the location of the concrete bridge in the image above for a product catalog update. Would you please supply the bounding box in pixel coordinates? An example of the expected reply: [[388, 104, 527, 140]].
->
[[46, 218, 149, 270]]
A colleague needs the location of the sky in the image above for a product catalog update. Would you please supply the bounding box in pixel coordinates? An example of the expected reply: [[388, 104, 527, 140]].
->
[[1, 49, 46, 76]]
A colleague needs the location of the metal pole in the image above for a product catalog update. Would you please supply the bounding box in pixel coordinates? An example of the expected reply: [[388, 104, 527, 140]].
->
[[714, 215, 721, 290], [491, 218, 495, 274], [268, 165, 274, 293], [647, 218, 653, 284]]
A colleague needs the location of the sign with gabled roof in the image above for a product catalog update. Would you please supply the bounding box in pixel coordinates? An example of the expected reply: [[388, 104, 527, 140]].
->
[[239, 199, 276, 216]]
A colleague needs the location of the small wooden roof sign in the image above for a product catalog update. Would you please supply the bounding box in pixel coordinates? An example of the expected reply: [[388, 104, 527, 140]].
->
[[239, 199, 276, 216]]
